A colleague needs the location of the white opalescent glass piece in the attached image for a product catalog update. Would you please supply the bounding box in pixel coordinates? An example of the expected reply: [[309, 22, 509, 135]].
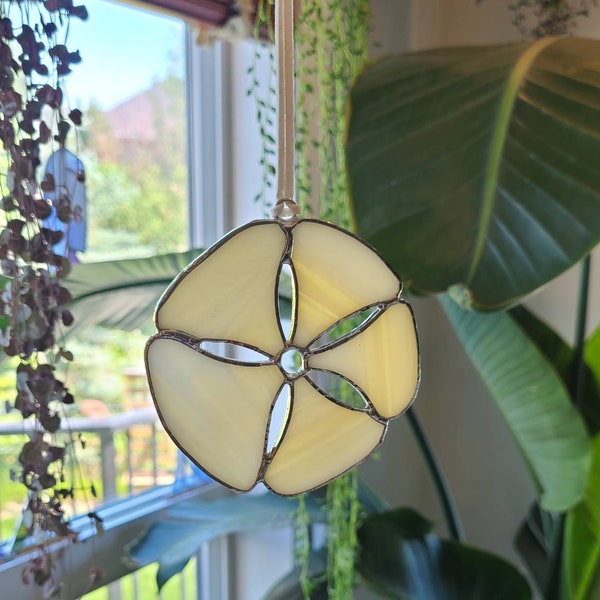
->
[[291, 221, 400, 347], [157, 222, 286, 356], [146, 218, 419, 496], [147, 337, 283, 491], [309, 303, 418, 419], [264, 378, 385, 496]]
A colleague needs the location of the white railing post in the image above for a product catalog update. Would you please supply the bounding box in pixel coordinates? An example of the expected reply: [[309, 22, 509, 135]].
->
[[99, 430, 117, 500]]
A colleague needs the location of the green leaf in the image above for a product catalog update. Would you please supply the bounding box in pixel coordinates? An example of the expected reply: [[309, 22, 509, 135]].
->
[[347, 38, 600, 309], [358, 509, 532, 599], [440, 295, 590, 511], [515, 516, 546, 596], [126, 493, 326, 589], [564, 435, 600, 600], [373, 507, 434, 538], [585, 324, 600, 388], [66, 249, 203, 335], [515, 503, 559, 595], [157, 557, 192, 590], [510, 306, 573, 374], [510, 306, 600, 435]]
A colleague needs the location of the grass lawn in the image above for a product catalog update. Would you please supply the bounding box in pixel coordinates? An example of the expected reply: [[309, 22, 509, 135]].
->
[[83, 558, 197, 599]]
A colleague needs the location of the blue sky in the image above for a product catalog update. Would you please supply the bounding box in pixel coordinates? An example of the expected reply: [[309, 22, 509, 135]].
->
[[65, 0, 185, 110]]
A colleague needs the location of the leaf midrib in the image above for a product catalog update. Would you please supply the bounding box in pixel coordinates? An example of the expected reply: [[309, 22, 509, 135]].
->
[[467, 36, 560, 283], [68, 278, 171, 304]]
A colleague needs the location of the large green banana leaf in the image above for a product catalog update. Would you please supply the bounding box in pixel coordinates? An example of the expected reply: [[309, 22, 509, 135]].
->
[[564, 435, 600, 600], [510, 306, 600, 435], [440, 295, 590, 512], [347, 37, 600, 309], [127, 493, 327, 589], [65, 249, 203, 335], [358, 508, 531, 599]]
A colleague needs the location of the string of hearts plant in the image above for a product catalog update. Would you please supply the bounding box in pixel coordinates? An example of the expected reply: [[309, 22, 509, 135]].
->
[[0, 0, 88, 593]]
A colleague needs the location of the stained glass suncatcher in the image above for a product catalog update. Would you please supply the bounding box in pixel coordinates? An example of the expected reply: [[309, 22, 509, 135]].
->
[[146, 218, 419, 496]]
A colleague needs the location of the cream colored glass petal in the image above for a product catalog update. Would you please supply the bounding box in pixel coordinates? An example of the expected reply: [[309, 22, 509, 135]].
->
[[291, 221, 400, 347], [308, 303, 418, 419], [157, 222, 286, 356], [147, 337, 283, 492], [264, 378, 385, 496]]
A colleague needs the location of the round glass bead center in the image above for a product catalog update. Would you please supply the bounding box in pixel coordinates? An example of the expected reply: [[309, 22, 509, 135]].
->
[[280, 347, 305, 376]]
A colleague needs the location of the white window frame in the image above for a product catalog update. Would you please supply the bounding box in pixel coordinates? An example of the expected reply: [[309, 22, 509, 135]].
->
[[187, 30, 232, 249]]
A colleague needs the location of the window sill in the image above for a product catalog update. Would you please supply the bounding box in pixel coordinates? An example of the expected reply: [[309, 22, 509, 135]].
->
[[0, 480, 222, 599]]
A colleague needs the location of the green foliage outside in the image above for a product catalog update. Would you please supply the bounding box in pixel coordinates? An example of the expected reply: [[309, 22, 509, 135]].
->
[[81, 77, 188, 261], [64, 327, 148, 411], [82, 558, 197, 600]]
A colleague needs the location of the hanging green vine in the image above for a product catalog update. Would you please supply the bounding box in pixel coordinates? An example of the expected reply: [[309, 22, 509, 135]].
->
[[252, 1, 371, 597], [295, 0, 370, 226], [294, 494, 315, 598], [294, 1, 371, 598], [325, 470, 362, 597]]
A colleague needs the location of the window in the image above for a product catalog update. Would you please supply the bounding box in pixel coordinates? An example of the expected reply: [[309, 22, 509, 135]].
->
[[0, 0, 291, 597], [0, 1, 205, 597], [0, 0, 192, 519], [71, 0, 189, 260]]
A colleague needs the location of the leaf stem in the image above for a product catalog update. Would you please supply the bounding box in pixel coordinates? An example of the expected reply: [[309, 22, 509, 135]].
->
[[406, 407, 465, 542], [545, 253, 592, 600]]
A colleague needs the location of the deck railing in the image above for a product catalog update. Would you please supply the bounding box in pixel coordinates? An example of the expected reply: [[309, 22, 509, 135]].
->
[[0, 407, 174, 532], [0, 407, 214, 599]]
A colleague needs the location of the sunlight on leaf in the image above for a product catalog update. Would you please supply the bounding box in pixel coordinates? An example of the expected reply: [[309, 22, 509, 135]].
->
[[511, 306, 600, 435], [564, 435, 600, 600]]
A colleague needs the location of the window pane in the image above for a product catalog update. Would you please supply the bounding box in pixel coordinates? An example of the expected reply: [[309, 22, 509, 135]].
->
[[62, 0, 189, 510], [69, 0, 188, 260], [0, 1, 192, 546]]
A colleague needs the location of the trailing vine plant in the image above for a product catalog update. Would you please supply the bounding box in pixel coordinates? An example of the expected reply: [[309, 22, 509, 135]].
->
[[294, 3, 370, 597], [251, 1, 371, 598], [0, 0, 87, 592], [295, 0, 370, 225]]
